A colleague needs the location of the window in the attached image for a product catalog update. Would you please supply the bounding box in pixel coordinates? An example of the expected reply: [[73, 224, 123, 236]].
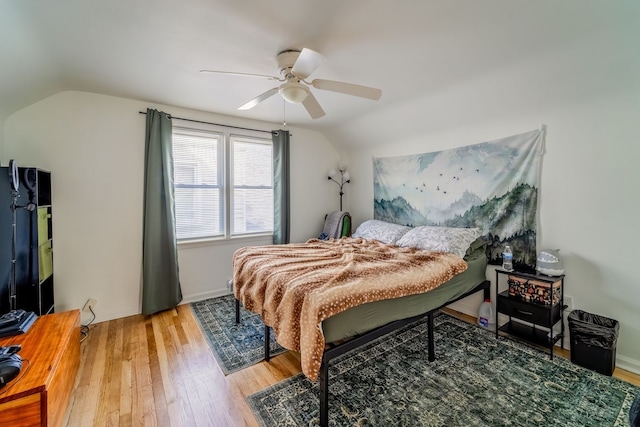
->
[[231, 136, 274, 235], [173, 128, 223, 240], [172, 127, 273, 241]]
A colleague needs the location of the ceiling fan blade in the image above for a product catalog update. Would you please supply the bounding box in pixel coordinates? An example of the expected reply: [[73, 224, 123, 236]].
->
[[238, 87, 280, 110], [311, 79, 382, 100], [200, 70, 280, 81], [301, 92, 326, 119], [291, 48, 326, 79]]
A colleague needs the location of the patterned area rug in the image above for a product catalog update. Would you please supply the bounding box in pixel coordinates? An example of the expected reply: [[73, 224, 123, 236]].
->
[[248, 313, 639, 426], [190, 294, 285, 375]]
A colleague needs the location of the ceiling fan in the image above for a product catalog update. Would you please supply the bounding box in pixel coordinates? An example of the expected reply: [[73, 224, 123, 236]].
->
[[200, 48, 382, 119]]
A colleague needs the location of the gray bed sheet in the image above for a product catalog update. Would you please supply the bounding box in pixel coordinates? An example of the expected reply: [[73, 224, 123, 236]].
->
[[322, 254, 487, 343]]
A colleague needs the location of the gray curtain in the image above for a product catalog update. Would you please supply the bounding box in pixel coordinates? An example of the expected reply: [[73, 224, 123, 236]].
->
[[272, 130, 290, 244], [142, 108, 182, 315]]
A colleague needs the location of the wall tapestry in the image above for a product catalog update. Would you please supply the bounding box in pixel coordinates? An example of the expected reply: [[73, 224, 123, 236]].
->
[[373, 127, 545, 271]]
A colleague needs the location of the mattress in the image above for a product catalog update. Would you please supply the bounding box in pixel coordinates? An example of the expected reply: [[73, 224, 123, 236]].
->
[[322, 254, 487, 343]]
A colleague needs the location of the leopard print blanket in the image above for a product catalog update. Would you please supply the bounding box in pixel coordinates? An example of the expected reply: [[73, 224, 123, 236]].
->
[[233, 237, 467, 381]]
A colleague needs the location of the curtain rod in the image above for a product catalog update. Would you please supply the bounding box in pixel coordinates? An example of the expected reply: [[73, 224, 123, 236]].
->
[[138, 111, 274, 134]]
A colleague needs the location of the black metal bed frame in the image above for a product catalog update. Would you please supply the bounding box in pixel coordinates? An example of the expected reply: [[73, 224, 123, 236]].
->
[[235, 279, 490, 427]]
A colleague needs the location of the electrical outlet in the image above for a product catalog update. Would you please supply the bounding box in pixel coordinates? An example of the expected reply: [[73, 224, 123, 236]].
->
[[564, 295, 573, 312], [82, 298, 98, 312]]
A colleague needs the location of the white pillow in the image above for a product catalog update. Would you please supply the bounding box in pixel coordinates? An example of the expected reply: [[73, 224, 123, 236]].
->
[[352, 220, 411, 244], [396, 226, 481, 258]]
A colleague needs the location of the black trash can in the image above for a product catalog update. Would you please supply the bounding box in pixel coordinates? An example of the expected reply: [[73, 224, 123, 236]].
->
[[568, 310, 620, 376]]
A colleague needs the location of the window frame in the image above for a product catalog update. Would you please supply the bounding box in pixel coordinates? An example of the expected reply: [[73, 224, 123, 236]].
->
[[229, 134, 274, 238], [172, 124, 273, 244]]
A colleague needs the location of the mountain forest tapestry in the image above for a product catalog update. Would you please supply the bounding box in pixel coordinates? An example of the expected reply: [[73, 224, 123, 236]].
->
[[373, 128, 545, 271]]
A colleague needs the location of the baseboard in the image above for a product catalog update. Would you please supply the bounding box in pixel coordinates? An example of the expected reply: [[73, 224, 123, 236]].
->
[[179, 288, 229, 305], [617, 355, 640, 375], [446, 296, 640, 376], [75, 289, 229, 324], [446, 293, 482, 318], [81, 305, 140, 325], [75, 287, 640, 378]]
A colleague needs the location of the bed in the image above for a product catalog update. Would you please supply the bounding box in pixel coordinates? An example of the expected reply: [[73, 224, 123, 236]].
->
[[233, 220, 489, 426]]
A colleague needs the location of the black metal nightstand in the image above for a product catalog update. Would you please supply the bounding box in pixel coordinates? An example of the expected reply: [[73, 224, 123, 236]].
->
[[495, 269, 566, 359]]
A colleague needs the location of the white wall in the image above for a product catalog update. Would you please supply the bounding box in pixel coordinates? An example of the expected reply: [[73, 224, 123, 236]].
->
[[342, 46, 640, 373], [0, 113, 7, 163], [3, 91, 340, 323], [4, 26, 638, 376], [0, 118, 4, 160]]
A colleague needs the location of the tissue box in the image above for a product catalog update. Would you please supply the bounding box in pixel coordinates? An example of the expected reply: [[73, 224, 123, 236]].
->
[[508, 275, 561, 305]]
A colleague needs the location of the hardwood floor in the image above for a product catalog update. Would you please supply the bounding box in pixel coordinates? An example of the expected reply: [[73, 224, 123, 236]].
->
[[65, 305, 640, 426], [65, 304, 300, 427]]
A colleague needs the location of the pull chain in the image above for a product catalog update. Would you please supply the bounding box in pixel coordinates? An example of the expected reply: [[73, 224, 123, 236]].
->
[[282, 99, 287, 127]]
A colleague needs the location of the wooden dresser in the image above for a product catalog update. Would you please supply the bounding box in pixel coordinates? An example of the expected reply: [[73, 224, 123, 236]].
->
[[0, 310, 80, 427]]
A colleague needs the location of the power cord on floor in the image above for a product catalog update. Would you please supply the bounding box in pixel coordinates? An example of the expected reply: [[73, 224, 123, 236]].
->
[[80, 306, 96, 343]]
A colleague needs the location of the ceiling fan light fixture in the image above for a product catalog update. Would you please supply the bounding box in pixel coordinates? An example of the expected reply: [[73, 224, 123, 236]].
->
[[279, 82, 310, 104], [205, 47, 381, 118]]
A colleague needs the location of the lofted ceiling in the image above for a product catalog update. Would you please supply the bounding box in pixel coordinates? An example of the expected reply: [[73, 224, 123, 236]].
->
[[1, 1, 637, 148]]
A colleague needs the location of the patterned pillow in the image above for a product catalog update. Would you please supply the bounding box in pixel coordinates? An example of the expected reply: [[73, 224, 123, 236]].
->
[[396, 226, 482, 258], [352, 220, 411, 244]]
